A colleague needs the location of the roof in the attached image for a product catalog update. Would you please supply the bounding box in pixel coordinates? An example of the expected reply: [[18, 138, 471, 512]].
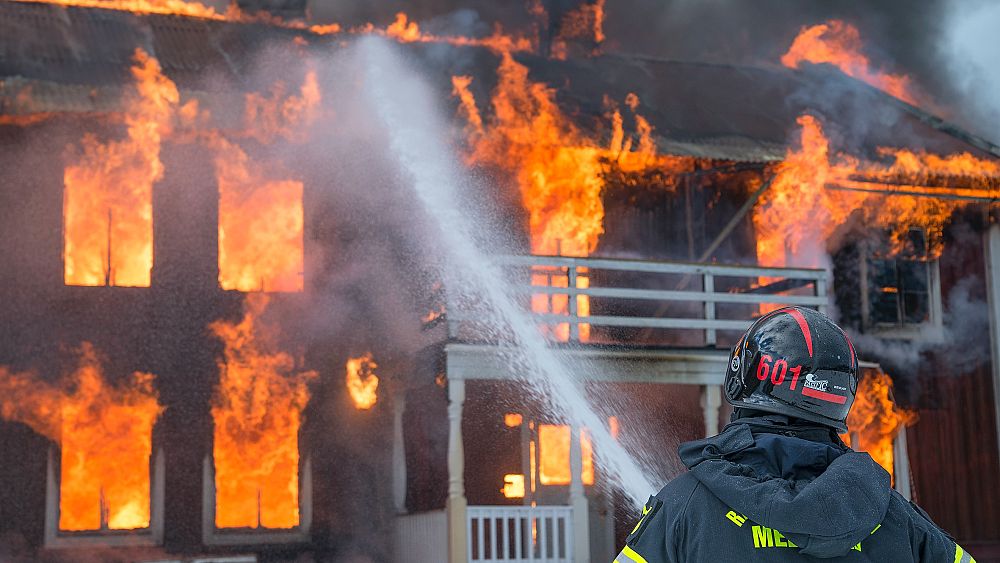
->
[[0, 0, 997, 165]]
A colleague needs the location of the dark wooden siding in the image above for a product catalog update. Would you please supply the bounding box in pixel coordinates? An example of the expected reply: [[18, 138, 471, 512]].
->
[[906, 214, 1000, 548]]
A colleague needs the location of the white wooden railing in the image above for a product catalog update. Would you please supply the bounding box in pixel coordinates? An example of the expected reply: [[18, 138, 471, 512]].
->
[[448, 255, 828, 346], [467, 505, 573, 562]]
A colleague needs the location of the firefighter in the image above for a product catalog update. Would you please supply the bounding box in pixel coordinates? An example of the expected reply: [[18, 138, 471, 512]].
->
[[615, 306, 975, 562]]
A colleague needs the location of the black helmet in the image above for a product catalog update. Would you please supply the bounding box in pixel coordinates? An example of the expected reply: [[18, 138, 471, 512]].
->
[[725, 306, 859, 432]]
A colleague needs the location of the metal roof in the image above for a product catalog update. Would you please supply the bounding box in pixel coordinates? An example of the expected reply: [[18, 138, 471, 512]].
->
[[0, 0, 997, 166]]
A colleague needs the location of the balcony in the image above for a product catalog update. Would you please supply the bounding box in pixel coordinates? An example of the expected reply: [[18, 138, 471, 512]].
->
[[447, 254, 829, 346], [444, 254, 829, 388]]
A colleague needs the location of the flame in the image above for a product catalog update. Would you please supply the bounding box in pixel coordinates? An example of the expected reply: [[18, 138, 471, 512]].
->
[[211, 71, 318, 293], [17, 0, 342, 33], [63, 49, 178, 287], [386, 12, 421, 42], [345, 353, 379, 410], [242, 71, 321, 144], [15, 2, 535, 53], [210, 294, 316, 529], [308, 23, 342, 35], [845, 370, 915, 481], [501, 474, 526, 499], [212, 136, 305, 293], [16, 0, 226, 19], [422, 304, 446, 325], [0, 343, 162, 531], [754, 114, 1000, 272], [504, 412, 524, 427], [537, 424, 595, 486], [454, 59, 691, 340], [782, 20, 918, 105], [355, 12, 533, 54], [551, 0, 606, 59]]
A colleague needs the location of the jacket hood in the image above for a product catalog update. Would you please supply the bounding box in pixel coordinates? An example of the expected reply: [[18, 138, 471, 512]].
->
[[678, 419, 891, 558]]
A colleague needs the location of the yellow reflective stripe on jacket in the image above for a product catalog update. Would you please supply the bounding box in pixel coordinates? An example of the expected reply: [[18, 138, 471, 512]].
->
[[955, 544, 976, 563], [615, 545, 650, 563], [631, 504, 652, 534]]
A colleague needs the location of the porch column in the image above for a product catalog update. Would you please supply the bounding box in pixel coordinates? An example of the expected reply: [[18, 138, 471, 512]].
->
[[569, 427, 591, 563], [892, 426, 912, 500], [392, 389, 407, 514], [701, 384, 722, 438], [985, 224, 1000, 470], [446, 379, 467, 563]]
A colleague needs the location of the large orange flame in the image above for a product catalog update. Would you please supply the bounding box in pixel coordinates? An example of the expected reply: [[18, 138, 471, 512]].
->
[[453, 56, 691, 340], [212, 135, 306, 293], [754, 114, 1000, 271], [845, 370, 915, 482], [214, 71, 318, 293], [782, 20, 918, 105], [63, 49, 178, 287], [210, 294, 316, 529], [345, 353, 379, 410], [0, 344, 162, 531]]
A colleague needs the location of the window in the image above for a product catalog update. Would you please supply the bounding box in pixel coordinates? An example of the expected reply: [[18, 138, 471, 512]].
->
[[63, 173, 154, 287], [868, 258, 932, 326], [45, 448, 164, 548], [536, 424, 594, 486], [213, 138, 305, 293], [860, 230, 942, 337]]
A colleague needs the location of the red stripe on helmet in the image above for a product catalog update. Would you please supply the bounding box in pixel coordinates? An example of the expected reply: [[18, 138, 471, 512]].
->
[[786, 308, 813, 358], [802, 386, 847, 404], [843, 331, 856, 368]]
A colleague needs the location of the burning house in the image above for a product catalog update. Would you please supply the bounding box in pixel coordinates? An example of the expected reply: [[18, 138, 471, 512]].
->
[[0, 1, 999, 562]]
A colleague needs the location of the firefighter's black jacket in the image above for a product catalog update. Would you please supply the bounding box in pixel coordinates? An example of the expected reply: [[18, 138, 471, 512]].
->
[[615, 415, 975, 562]]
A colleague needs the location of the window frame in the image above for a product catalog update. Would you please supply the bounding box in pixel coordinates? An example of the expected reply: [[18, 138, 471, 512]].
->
[[200, 453, 313, 546], [859, 251, 944, 340], [43, 447, 164, 548]]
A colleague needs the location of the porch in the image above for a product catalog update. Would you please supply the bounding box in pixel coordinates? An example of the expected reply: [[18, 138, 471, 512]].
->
[[399, 255, 833, 563]]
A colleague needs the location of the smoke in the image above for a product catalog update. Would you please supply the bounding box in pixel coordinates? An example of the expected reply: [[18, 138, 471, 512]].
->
[[940, 0, 1000, 140], [302, 0, 1000, 143], [850, 276, 991, 386]]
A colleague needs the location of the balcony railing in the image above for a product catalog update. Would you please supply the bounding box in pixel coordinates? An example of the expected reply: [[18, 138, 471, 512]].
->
[[467, 505, 573, 562], [448, 255, 828, 347]]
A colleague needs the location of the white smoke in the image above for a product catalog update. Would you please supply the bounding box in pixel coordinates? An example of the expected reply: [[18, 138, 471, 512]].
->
[[849, 276, 991, 379], [941, 0, 1000, 141]]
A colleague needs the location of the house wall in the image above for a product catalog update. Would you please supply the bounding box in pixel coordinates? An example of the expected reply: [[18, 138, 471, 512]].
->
[[905, 214, 1000, 545], [0, 122, 400, 559]]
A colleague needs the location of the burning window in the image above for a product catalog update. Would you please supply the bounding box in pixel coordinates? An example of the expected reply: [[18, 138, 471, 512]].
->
[[209, 295, 316, 531], [537, 424, 594, 486], [213, 71, 318, 294], [0, 344, 163, 538], [214, 137, 306, 293], [63, 50, 178, 287], [346, 354, 379, 410]]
